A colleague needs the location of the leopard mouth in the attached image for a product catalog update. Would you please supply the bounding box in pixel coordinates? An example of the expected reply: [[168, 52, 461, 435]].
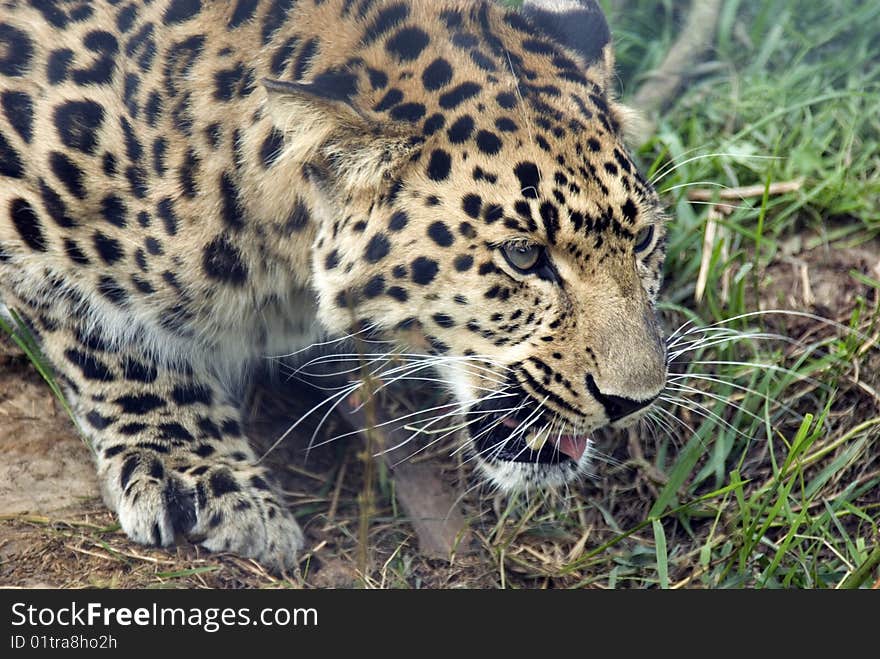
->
[[469, 396, 591, 465]]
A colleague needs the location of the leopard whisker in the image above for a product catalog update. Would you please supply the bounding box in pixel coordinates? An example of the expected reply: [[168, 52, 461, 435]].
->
[[290, 352, 403, 378], [665, 324, 788, 348], [549, 416, 564, 464], [304, 379, 373, 460], [387, 414, 492, 467], [305, 358, 507, 413], [643, 142, 736, 184], [373, 361, 510, 387], [292, 351, 457, 370], [650, 152, 781, 186], [658, 394, 757, 441], [377, 390, 528, 462], [643, 408, 678, 441], [650, 403, 700, 438], [294, 351, 513, 378], [659, 180, 737, 195], [269, 323, 389, 360], [684, 200, 749, 212], [507, 422, 552, 464], [257, 378, 362, 464], [451, 397, 530, 460], [366, 355, 513, 387], [364, 375, 507, 399], [666, 331, 793, 361], [293, 359, 505, 460], [667, 372, 803, 417], [454, 418, 512, 463], [672, 309, 876, 344], [398, 397, 519, 441], [685, 360, 833, 393], [664, 316, 699, 345], [312, 394, 515, 450], [486, 395, 549, 462], [665, 382, 774, 426]]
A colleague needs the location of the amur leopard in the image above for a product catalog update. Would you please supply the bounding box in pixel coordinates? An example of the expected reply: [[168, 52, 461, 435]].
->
[[0, 0, 667, 570]]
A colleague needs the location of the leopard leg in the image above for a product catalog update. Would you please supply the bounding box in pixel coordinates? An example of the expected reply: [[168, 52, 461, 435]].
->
[[6, 303, 302, 572]]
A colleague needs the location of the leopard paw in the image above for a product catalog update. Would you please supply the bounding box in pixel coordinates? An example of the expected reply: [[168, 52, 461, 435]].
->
[[103, 451, 302, 572]]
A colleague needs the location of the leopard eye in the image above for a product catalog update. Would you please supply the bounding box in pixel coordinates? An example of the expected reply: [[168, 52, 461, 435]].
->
[[634, 225, 655, 253], [502, 243, 544, 273]]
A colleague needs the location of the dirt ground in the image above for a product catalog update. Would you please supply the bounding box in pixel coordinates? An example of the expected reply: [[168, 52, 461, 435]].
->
[[1, 237, 878, 588]]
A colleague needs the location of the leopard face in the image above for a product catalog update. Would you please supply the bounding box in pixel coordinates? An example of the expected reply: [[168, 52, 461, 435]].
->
[[280, 1, 669, 491], [312, 147, 668, 491]]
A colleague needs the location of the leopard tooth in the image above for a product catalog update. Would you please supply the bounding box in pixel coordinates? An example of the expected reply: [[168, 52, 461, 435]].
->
[[525, 429, 547, 451]]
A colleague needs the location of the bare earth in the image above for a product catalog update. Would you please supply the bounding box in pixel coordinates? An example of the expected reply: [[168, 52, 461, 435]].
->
[[0, 352, 98, 515]]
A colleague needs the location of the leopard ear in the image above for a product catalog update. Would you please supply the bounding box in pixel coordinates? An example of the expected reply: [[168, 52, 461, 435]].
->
[[521, 1, 641, 141], [262, 76, 421, 192], [521, 0, 614, 84]]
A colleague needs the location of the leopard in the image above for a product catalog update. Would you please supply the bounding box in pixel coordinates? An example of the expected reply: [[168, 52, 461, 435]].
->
[[0, 0, 668, 571]]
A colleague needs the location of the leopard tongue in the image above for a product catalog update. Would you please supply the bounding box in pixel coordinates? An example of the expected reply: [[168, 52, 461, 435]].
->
[[500, 417, 589, 461], [555, 435, 589, 462]]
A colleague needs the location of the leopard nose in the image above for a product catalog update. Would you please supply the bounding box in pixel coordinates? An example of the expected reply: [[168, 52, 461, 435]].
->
[[585, 374, 656, 422]]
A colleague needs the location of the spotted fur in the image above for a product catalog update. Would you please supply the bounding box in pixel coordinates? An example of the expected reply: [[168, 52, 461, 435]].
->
[[0, 0, 667, 570]]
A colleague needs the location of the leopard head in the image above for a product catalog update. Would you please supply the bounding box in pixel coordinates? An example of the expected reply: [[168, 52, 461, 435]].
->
[[262, 0, 667, 491]]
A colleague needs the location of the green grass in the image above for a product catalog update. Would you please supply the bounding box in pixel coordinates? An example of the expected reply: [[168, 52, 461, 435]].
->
[[0, 309, 89, 450], [628, 1, 880, 303]]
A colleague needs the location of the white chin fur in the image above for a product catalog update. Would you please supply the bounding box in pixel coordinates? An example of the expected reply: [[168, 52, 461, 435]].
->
[[523, 0, 585, 13], [433, 361, 478, 407], [475, 439, 594, 492]]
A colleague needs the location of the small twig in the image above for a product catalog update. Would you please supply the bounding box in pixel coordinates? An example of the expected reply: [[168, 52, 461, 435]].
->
[[631, 0, 723, 118], [66, 545, 118, 563], [284, 463, 334, 484], [567, 525, 594, 562], [87, 545, 165, 565], [687, 179, 805, 202], [695, 207, 724, 303], [0, 513, 51, 524], [693, 179, 804, 304], [846, 376, 880, 407], [326, 459, 347, 522]]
